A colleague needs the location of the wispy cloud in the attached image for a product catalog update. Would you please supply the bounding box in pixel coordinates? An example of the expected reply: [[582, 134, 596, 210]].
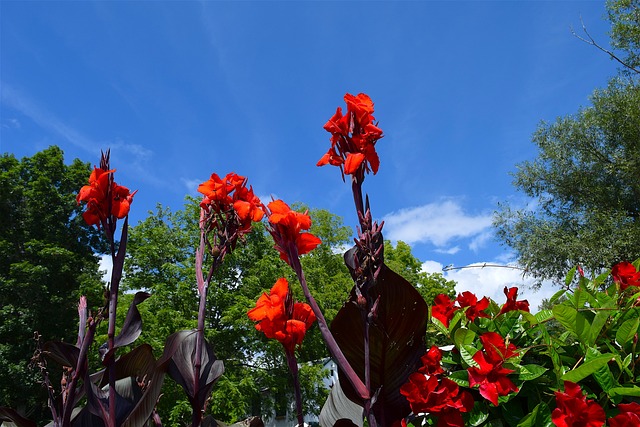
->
[[422, 259, 556, 312], [181, 177, 203, 195], [1, 82, 160, 185], [383, 199, 493, 249]]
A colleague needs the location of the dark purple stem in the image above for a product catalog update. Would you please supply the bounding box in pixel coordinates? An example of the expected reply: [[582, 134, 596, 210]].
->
[[62, 316, 98, 427], [286, 349, 304, 426], [286, 242, 369, 400], [106, 236, 118, 427]]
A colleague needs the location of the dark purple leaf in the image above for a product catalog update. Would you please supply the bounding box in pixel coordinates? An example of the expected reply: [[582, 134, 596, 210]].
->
[[0, 407, 37, 427], [99, 291, 150, 361], [81, 344, 165, 427], [331, 264, 427, 425], [43, 341, 80, 368], [160, 330, 224, 407]]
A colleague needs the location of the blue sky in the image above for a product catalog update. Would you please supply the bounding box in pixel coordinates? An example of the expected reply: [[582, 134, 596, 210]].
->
[[1, 1, 618, 309]]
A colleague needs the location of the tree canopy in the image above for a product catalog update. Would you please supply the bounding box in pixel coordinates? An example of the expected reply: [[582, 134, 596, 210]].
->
[[0, 147, 105, 422]]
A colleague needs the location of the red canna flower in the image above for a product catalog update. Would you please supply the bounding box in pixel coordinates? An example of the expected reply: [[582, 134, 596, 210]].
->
[[551, 381, 606, 427], [455, 291, 490, 322], [247, 278, 316, 352], [418, 345, 445, 376], [467, 332, 519, 406], [608, 402, 640, 427], [400, 373, 473, 427], [317, 93, 384, 178], [198, 172, 264, 236], [77, 165, 137, 228], [266, 199, 321, 265], [611, 262, 640, 291], [432, 294, 456, 328], [499, 286, 530, 315]]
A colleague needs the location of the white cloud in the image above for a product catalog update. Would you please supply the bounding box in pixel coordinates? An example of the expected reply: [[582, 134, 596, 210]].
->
[[181, 177, 203, 194], [383, 200, 493, 248], [421, 259, 556, 313], [435, 246, 460, 255]]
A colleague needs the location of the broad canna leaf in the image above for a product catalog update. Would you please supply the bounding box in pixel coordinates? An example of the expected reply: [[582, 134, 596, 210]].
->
[[161, 329, 224, 409], [0, 407, 37, 427], [99, 291, 151, 361], [78, 344, 165, 427], [319, 378, 363, 427], [43, 340, 80, 368], [331, 264, 428, 425]]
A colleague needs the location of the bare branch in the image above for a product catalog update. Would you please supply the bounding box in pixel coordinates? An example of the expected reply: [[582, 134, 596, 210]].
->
[[571, 16, 640, 74]]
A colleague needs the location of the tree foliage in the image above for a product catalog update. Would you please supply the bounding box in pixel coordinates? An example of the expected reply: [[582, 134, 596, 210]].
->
[[495, 1, 640, 283], [0, 147, 104, 422], [495, 77, 640, 283]]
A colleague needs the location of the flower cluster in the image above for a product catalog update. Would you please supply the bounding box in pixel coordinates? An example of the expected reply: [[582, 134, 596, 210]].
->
[[266, 199, 321, 266], [432, 286, 528, 328], [400, 346, 474, 427], [247, 278, 316, 353], [611, 261, 640, 290], [76, 164, 136, 228], [551, 381, 605, 427], [552, 381, 640, 427], [317, 93, 384, 178], [197, 172, 264, 235], [468, 332, 520, 406]]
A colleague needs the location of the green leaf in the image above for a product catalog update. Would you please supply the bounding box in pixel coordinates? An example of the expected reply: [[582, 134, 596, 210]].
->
[[608, 386, 640, 398], [453, 328, 476, 347], [565, 266, 577, 286], [447, 370, 470, 388], [468, 401, 489, 426], [615, 317, 639, 349], [460, 344, 479, 368], [517, 364, 548, 381], [516, 402, 552, 427], [535, 309, 554, 323], [561, 354, 615, 383], [549, 289, 567, 306]]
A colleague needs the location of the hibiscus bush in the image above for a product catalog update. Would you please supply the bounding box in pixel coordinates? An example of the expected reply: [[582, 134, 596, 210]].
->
[[2, 94, 640, 427], [402, 263, 640, 427]]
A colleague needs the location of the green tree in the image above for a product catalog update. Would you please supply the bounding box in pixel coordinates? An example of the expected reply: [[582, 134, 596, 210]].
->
[[0, 146, 105, 422], [383, 240, 456, 304], [494, 78, 640, 284], [495, 0, 640, 284]]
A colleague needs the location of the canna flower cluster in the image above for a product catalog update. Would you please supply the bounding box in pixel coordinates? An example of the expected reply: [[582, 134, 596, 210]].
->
[[467, 332, 519, 406], [400, 345, 474, 427], [317, 92, 384, 178], [247, 278, 316, 353], [198, 172, 264, 236], [76, 153, 136, 229], [266, 199, 322, 266]]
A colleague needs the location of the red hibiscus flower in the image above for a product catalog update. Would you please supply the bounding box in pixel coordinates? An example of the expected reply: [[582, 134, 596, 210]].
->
[[551, 381, 605, 427], [611, 262, 640, 290], [418, 345, 445, 376], [247, 278, 316, 353], [317, 93, 384, 178], [455, 291, 490, 322], [400, 373, 473, 427], [499, 286, 530, 315], [266, 199, 321, 265], [609, 402, 640, 427], [467, 332, 519, 406], [432, 294, 456, 327], [77, 164, 137, 228]]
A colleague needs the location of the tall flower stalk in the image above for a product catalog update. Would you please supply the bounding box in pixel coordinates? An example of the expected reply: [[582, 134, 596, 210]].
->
[[76, 150, 136, 427], [191, 172, 264, 426]]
